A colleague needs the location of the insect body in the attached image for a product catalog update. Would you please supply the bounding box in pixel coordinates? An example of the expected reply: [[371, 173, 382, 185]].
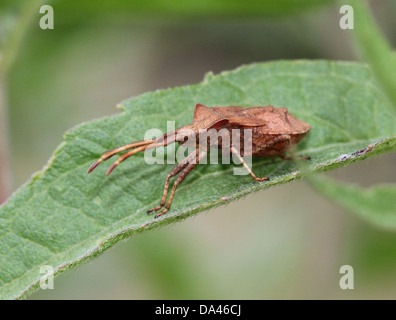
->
[[88, 104, 311, 218]]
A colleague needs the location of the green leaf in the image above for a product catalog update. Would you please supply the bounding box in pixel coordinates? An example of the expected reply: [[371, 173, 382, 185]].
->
[[0, 60, 395, 299], [308, 176, 396, 229]]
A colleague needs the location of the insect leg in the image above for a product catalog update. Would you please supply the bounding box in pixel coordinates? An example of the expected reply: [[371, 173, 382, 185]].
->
[[154, 149, 208, 219], [230, 147, 269, 182], [278, 135, 310, 161], [147, 148, 199, 214]]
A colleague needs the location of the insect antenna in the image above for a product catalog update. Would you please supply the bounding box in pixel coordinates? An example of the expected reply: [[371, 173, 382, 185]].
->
[[88, 130, 179, 175], [87, 140, 155, 173], [105, 142, 163, 175]]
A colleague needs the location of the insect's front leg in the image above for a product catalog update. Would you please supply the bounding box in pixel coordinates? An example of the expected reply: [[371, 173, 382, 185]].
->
[[147, 148, 199, 215], [151, 148, 208, 219]]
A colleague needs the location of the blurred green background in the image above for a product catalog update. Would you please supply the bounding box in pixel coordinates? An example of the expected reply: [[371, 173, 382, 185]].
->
[[1, 0, 396, 299]]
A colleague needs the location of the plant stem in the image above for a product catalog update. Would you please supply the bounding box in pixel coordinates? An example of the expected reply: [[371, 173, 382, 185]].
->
[[0, 0, 44, 204], [0, 78, 12, 204], [0, 0, 44, 76], [343, 0, 396, 111]]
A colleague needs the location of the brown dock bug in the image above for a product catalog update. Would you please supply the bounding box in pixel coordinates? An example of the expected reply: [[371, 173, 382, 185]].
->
[[88, 104, 311, 218]]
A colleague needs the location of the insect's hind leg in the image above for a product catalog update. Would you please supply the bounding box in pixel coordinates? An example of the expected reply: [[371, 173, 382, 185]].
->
[[279, 135, 310, 161]]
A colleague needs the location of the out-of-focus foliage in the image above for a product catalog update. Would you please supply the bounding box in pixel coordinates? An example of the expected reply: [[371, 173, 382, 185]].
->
[[309, 176, 396, 228], [51, 0, 335, 22]]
